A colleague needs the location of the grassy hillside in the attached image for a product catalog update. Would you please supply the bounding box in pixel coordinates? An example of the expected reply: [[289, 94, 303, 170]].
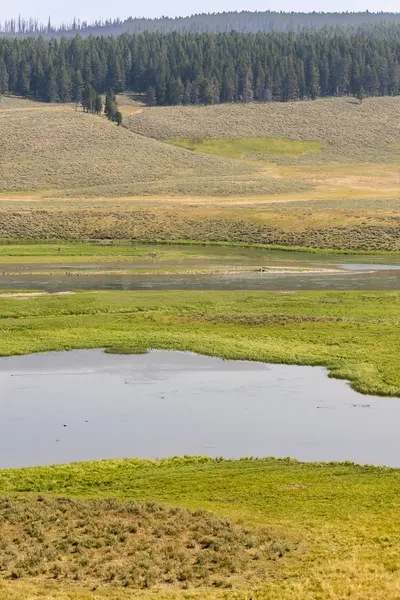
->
[[1, 96, 400, 250], [0, 290, 398, 396], [127, 97, 400, 215], [0, 97, 306, 198], [0, 457, 400, 599]]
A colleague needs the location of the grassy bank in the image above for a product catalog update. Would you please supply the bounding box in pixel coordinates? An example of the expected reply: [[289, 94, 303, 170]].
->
[[0, 290, 399, 396], [1, 200, 399, 251], [0, 457, 400, 599], [0, 241, 399, 261]]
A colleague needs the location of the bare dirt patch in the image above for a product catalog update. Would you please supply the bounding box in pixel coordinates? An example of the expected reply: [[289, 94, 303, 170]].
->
[[0, 292, 74, 298]]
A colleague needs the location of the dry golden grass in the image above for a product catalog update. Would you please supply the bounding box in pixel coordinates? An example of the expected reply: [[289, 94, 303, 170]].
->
[[0, 496, 287, 590], [1, 198, 399, 250], [0, 98, 308, 198], [124, 97, 400, 209]]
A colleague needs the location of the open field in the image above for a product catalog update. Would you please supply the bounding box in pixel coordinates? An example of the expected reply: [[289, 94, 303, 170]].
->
[[0, 457, 400, 599], [1, 96, 400, 250], [165, 137, 324, 160], [0, 290, 398, 396]]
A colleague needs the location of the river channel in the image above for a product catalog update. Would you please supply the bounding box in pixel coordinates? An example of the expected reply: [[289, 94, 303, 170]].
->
[[1, 258, 399, 291]]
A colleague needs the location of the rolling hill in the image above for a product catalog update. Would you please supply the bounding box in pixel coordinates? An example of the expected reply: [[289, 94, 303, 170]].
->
[[1, 95, 399, 250]]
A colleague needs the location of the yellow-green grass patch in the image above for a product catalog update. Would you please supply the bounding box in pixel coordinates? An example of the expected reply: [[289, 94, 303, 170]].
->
[[166, 137, 323, 161]]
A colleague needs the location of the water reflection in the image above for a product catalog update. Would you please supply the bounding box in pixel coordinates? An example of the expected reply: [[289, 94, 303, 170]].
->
[[1, 350, 399, 468], [0, 266, 399, 292]]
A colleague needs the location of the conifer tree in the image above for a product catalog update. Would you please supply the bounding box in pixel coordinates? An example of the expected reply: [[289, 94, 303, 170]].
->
[[240, 70, 253, 102], [355, 86, 366, 104], [44, 64, 57, 102], [104, 90, 117, 119], [146, 86, 156, 107], [94, 94, 103, 114], [0, 57, 9, 93], [73, 70, 84, 107], [82, 83, 96, 112], [114, 110, 122, 126]]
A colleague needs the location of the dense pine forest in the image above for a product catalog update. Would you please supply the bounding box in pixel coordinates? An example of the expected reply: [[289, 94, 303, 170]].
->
[[1, 26, 400, 105], [2, 11, 400, 37]]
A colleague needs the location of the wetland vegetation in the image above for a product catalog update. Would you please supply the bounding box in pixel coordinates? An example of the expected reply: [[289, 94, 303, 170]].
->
[[0, 290, 398, 397]]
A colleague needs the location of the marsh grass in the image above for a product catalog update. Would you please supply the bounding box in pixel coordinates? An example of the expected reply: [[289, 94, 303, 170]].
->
[[0, 290, 398, 396], [0, 240, 398, 259], [104, 346, 149, 354]]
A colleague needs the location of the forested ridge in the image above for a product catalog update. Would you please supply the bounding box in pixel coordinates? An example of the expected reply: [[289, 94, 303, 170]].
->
[[1, 26, 400, 105], [2, 11, 400, 37]]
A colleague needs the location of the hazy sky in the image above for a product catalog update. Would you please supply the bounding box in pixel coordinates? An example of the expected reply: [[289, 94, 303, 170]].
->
[[0, 0, 399, 26]]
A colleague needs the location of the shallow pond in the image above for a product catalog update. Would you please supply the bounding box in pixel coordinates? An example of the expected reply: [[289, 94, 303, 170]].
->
[[1, 350, 399, 469]]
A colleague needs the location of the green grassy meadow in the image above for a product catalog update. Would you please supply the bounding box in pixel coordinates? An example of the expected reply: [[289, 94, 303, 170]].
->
[[0, 290, 398, 396], [1, 241, 398, 269]]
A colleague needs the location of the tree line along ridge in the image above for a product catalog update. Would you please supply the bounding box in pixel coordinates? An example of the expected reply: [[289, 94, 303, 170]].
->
[[1, 28, 400, 106], [2, 11, 400, 37]]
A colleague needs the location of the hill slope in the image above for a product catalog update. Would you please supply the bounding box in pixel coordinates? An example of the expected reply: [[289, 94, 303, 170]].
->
[[1, 96, 399, 251], [0, 98, 309, 197]]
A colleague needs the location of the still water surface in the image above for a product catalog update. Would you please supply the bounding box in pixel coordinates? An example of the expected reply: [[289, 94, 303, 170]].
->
[[1, 245, 399, 291], [1, 263, 399, 292], [1, 350, 399, 469]]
